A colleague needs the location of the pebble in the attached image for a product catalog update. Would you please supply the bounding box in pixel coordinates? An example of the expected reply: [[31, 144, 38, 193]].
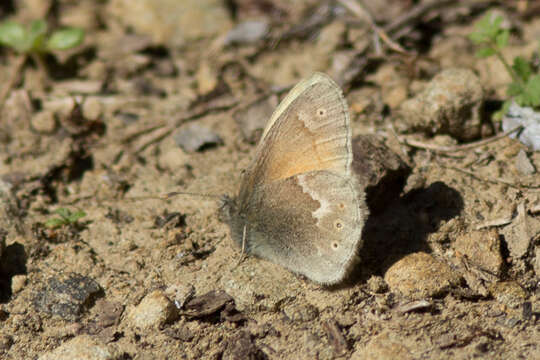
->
[[173, 123, 223, 153], [11, 274, 27, 294], [283, 303, 319, 322], [164, 283, 195, 309], [534, 247, 540, 279], [501, 202, 531, 259], [351, 134, 411, 214], [127, 290, 178, 329], [31, 110, 57, 133], [220, 260, 300, 311], [515, 149, 536, 175], [38, 335, 116, 360], [33, 273, 103, 321], [399, 68, 484, 141], [453, 229, 503, 275], [107, 0, 232, 46], [384, 252, 461, 299], [232, 95, 278, 143], [82, 97, 103, 121], [503, 103, 540, 151], [224, 20, 269, 46], [366, 275, 388, 294]]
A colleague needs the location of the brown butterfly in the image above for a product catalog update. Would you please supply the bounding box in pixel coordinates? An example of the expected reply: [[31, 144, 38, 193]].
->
[[219, 73, 368, 285]]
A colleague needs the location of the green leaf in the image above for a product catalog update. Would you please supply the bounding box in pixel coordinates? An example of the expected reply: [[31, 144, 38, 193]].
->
[[512, 56, 532, 82], [45, 218, 67, 228], [507, 81, 523, 97], [67, 210, 86, 223], [0, 21, 29, 52], [55, 207, 71, 219], [468, 31, 488, 44], [523, 75, 540, 107], [46, 27, 84, 50], [475, 47, 496, 58], [495, 30, 509, 48], [27, 19, 47, 51]]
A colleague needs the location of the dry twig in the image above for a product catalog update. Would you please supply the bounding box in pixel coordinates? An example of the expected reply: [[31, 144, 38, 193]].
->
[[401, 125, 523, 154], [338, 0, 410, 54]]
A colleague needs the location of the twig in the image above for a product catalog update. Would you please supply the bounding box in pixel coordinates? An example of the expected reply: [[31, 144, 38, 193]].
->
[[401, 125, 523, 154], [384, 0, 455, 36], [338, 0, 409, 54], [440, 164, 540, 192], [0, 54, 27, 111]]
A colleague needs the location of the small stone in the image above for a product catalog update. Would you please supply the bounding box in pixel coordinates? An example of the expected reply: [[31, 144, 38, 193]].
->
[[232, 95, 278, 143], [107, 0, 232, 46], [383, 84, 408, 109], [454, 229, 503, 276], [534, 247, 540, 278], [196, 61, 218, 95], [220, 261, 300, 311], [128, 290, 177, 329], [515, 149, 536, 175], [173, 123, 223, 153], [283, 303, 319, 322], [31, 111, 57, 133], [352, 332, 413, 360], [367, 275, 388, 293], [224, 20, 269, 45], [38, 335, 116, 360], [33, 273, 103, 321], [351, 134, 411, 215], [164, 283, 195, 309], [399, 68, 484, 141], [489, 281, 528, 308], [384, 252, 461, 299], [82, 97, 103, 121], [502, 103, 540, 151], [11, 274, 27, 294], [501, 202, 531, 259]]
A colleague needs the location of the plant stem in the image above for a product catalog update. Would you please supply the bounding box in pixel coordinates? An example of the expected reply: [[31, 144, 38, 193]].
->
[[491, 40, 524, 88]]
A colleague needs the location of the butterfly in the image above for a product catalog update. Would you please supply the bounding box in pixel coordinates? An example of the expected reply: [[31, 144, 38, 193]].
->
[[219, 72, 368, 284]]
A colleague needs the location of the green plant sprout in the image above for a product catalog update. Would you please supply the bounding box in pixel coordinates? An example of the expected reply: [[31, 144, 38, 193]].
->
[[469, 12, 540, 118], [0, 19, 84, 54], [0, 19, 85, 109], [45, 208, 87, 229]]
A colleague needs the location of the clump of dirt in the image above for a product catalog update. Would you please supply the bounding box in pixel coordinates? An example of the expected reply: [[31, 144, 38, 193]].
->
[[0, 1, 539, 359]]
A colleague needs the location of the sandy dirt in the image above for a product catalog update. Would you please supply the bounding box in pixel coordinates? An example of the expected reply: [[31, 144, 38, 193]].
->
[[0, 1, 539, 359]]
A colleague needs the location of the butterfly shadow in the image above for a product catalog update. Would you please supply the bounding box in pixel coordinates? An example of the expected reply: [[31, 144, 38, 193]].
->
[[343, 181, 464, 286]]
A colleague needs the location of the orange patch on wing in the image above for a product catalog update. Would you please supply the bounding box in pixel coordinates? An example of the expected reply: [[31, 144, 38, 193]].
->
[[265, 140, 342, 181]]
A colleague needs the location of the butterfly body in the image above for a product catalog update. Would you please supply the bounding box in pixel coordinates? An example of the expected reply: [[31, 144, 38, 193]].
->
[[219, 73, 368, 285]]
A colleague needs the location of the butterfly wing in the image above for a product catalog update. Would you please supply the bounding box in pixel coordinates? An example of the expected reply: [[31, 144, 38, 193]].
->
[[227, 73, 367, 284], [239, 73, 352, 195], [237, 170, 366, 284]]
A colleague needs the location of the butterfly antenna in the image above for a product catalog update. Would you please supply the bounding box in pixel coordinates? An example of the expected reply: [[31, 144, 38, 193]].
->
[[124, 191, 221, 202], [234, 225, 247, 268], [162, 191, 221, 200]]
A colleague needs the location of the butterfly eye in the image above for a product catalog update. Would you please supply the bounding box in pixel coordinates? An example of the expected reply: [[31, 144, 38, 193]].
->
[[332, 241, 339, 249], [334, 220, 343, 231], [317, 108, 326, 117]]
